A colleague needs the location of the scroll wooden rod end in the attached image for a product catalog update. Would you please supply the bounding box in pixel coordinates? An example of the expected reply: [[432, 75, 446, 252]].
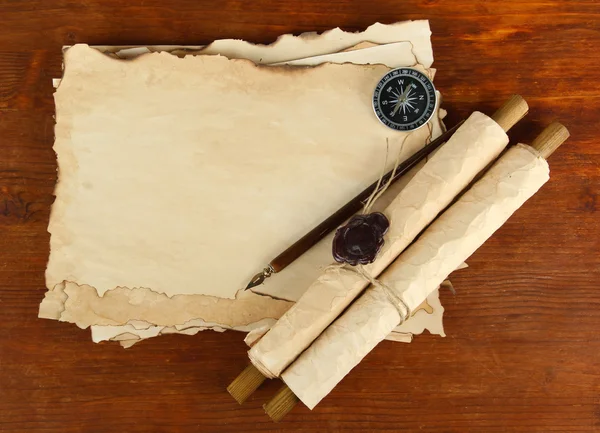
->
[[491, 94, 529, 132], [263, 384, 300, 422], [530, 122, 570, 159], [227, 364, 267, 404]]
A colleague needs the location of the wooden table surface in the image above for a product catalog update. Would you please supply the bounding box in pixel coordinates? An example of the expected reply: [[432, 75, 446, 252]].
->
[[1, 1, 599, 432]]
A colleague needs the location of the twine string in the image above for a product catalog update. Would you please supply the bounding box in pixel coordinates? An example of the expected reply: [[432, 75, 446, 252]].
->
[[362, 135, 409, 215], [333, 133, 415, 323], [326, 263, 412, 324]]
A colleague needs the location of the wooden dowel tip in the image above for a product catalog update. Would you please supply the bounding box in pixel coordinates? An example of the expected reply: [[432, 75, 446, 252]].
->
[[263, 385, 300, 422], [530, 122, 570, 159], [491, 94, 529, 132], [227, 364, 267, 405]]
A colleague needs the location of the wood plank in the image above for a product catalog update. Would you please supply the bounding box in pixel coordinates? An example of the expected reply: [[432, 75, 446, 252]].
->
[[0, 1, 599, 431]]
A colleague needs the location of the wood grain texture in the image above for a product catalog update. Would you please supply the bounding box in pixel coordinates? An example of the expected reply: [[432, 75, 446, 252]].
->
[[0, 1, 599, 431]]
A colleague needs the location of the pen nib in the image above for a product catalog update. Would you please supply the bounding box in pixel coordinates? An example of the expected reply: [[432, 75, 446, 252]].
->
[[244, 265, 275, 290]]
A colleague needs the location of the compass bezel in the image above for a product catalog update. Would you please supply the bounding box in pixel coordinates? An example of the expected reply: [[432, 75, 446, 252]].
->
[[372, 68, 437, 132]]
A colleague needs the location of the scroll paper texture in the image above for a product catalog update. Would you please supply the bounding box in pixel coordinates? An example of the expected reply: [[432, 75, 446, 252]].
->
[[282, 144, 550, 409], [249, 111, 509, 378]]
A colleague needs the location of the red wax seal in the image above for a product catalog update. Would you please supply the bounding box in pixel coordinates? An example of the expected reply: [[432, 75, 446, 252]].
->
[[332, 212, 390, 266]]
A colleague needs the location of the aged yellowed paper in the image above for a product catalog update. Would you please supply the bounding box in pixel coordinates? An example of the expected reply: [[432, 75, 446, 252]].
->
[[41, 21, 452, 346], [88, 21, 433, 66], [41, 44, 424, 322]]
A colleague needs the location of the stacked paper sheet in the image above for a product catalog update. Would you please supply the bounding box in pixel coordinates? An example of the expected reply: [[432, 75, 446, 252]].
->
[[40, 21, 458, 348]]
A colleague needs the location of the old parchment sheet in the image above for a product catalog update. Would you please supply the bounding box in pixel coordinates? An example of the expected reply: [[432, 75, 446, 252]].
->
[[282, 144, 551, 409], [88, 38, 450, 347], [88, 20, 433, 66], [91, 287, 451, 347], [248, 111, 509, 378], [39, 21, 452, 346], [40, 47, 420, 317]]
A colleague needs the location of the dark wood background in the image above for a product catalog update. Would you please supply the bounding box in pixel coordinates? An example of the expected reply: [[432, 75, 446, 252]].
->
[[1, 1, 599, 432]]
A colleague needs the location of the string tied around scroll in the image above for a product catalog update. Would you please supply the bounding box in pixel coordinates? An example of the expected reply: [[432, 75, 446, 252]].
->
[[328, 133, 418, 321], [354, 264, 412, 323], [326, 263, 412, 324]]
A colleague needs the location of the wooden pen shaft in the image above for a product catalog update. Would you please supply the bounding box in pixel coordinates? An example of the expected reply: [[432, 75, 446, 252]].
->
[[269, 95, 528, 274], [268, 122, 463, 272]]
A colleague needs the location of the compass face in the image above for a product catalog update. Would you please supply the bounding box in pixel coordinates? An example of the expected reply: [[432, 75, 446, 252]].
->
[[372, 68, 437, 131]]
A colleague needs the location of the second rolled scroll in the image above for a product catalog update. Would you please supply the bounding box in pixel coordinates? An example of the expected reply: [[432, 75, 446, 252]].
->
[[281, 143, 551, 409]]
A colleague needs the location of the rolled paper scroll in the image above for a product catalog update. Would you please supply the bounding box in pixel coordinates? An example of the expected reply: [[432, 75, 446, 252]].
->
[[281, 141, 553, 409], [248, 107, 518, 380]]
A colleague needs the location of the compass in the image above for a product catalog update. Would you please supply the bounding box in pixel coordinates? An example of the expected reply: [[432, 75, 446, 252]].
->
[[372, 68, 437, 131]]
